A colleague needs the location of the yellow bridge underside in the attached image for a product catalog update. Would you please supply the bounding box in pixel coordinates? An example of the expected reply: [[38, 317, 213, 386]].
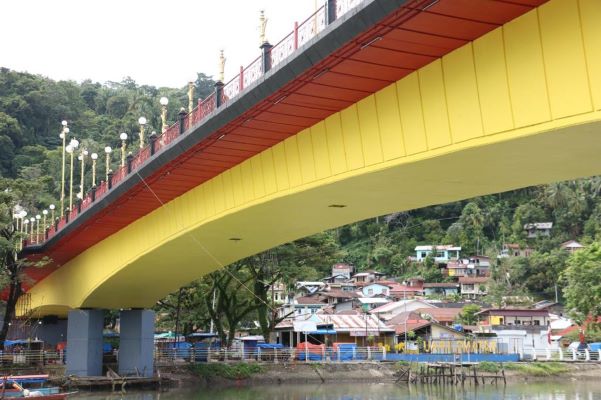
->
[[21, 0, 601, 317]]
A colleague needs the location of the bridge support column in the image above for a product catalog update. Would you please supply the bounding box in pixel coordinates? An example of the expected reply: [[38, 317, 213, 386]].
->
[[66, 309, 104, 376], [118, 309, 154, 377]]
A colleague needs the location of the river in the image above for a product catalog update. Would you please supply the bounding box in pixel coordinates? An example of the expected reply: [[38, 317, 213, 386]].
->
[[72, 382, 601, 400]]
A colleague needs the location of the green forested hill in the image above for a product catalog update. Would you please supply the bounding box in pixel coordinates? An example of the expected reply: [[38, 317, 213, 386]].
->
[[1, 67, 601, 325]]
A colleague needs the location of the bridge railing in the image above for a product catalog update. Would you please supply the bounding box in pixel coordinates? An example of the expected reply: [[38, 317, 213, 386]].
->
[[24, 0, 363, 249]]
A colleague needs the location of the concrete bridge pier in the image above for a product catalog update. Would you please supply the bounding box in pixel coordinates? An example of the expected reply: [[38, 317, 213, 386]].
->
[[118, 309, 154, 377], [66, 309, 104, 376]]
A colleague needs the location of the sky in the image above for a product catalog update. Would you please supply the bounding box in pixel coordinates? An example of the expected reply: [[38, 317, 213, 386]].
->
[[0, 0, 317, 88]]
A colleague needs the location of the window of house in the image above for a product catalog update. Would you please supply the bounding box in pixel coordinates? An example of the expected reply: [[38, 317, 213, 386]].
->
[[421, 252, 427, 258], [533, 320, 540, 326], [514, 320, 521, 325]]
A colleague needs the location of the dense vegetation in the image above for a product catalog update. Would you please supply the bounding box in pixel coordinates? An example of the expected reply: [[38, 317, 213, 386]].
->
[[0, 68, 600, 344]]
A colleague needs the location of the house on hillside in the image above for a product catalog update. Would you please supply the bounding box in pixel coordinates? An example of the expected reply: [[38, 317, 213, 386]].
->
[[268, 282, 291, 304], [459, 276, 489, 298], [388, 277, 424, 300], [295, 281, 327, 294], [422, 282, 460, 297], [352, 270, 386, 283], [290, 295, 329, 317], [560, 240, 584, 253], [361, 282, 393, 298], [369, 299, 436, 322], [476, 308, 550, 326], [331, 263, 354, 280], [416, 307, 462, 327], [320, 288, 358, 305], [524, 222, 553, 238], [498, 243, 533, 258], [447, 256, 490, 277], [414, 245, 461, 263]]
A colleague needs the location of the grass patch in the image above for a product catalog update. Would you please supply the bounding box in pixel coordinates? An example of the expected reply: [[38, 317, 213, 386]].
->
[[504, 362, 569, 376], [478, 362, 502, 373], [190, 363, 265, 380]]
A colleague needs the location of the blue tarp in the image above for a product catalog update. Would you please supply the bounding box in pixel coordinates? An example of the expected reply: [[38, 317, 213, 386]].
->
[[590, 343, 601, 351], [335, 343, 356, 361], [257, 343, 284, 349]]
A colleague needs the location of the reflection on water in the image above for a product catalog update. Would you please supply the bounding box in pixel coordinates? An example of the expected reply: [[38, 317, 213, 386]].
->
[[72, 382, 601, 400]]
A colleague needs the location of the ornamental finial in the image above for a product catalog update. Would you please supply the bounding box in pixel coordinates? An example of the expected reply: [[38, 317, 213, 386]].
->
[[259, 10, 268, 45], [218, 50, 226, 83]]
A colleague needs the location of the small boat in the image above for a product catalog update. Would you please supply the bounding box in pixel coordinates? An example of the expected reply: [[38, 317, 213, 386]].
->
[[0, 379, 73, 399]]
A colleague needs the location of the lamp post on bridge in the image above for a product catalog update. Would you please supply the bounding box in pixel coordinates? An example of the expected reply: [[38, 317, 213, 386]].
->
[[19, 211, 27, 234], [35, 214, 40, 242], [42, 209, 48, 232], [49, 204, 55, 225], [91, 153, 98, 187], [66, 138, 79, 214], [78, 148, 89, 199], [138, 117, 147, 148], [104, 146, 112, 181], [120, 133, 128, 167], [23, 219, 29, 243], [59, 121, 69, 217], [160, 97, 169, 133]]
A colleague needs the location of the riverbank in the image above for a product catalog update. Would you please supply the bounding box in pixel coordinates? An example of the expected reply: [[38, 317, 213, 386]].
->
[[161, 361, 601, 388]]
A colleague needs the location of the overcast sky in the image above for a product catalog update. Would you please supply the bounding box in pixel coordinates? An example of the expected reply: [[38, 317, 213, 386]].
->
[[1, 0, 316, 88]]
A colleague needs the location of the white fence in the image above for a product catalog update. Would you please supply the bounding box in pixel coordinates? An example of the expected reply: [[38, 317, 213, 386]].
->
[[524, 348, 601, 362]]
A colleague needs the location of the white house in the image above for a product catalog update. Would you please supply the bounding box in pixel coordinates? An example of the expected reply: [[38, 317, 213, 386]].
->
[[524, 222, 553, 238], [361, 283, 391, 298], [415, 245, 461, 263]]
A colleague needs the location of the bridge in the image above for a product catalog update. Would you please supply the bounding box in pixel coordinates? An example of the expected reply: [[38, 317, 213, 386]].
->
[[14, 0, 601, 376]]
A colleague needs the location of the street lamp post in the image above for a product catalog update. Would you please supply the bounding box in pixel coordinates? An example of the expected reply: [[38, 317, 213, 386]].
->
[[91, 153, 98, 186], [79, 149, 88, 199], [23, 219, 29, 242], [104, 146, 112, 180], [49, 204, 55, 224], [160, 97, 169, 133], [138, 117, 147, 148], [42, 210, 48, 232], [59, 121, 69, 216], [66, 138, 79, 212], [35, 214, 40, 242], [19, 211, 27, 234], [120, 133, 128, 167], [29, 217, 34, 243]]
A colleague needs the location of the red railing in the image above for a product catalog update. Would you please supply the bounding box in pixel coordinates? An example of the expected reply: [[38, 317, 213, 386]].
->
[[28, 0, 363, 248]]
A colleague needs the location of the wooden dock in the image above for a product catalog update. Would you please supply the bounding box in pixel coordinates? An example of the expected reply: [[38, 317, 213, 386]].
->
[[396, 362, 506, 386], [56, 375, 166, 392]]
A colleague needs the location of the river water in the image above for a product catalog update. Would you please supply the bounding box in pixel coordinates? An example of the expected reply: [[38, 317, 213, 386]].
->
[[72, 382, 601, 400]]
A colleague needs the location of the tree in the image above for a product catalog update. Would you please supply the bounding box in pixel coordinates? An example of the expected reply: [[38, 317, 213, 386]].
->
[[562, 243, 601, 324], [457, 304, 481, 325], [206, 265, 259, 347]]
